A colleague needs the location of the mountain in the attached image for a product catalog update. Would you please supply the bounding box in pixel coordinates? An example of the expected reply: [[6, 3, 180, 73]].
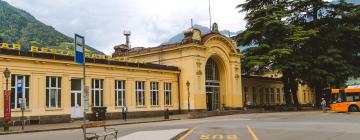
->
[[0, 0, 103, 54], [332, 0, 360, 4], [162, 24, 242, 45]]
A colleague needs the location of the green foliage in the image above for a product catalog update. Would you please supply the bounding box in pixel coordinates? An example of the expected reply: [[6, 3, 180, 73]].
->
[[0, 1, 103, 54], [237, 0, 360, 105]]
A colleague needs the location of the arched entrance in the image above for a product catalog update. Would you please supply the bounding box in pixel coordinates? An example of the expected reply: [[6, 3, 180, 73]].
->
[[205, 58, 220, 111]]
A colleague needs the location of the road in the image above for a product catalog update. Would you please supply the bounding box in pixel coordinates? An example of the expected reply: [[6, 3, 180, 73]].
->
[[1, 111, 359, 140]]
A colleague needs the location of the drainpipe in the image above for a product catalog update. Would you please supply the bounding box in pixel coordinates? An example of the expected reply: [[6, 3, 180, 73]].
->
[[177, 73, 181, 114]]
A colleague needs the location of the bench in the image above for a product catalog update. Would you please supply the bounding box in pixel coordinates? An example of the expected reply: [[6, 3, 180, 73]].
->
[[82, 121, 118, 140]]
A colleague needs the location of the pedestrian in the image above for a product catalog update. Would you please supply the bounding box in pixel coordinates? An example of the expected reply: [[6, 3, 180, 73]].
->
[[321, 98, 327, 113], [122, 105, 128, 121]]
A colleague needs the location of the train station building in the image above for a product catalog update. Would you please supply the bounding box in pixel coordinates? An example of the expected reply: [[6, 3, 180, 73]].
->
[[0, 25, 314, 124], [0, 25, 244, 124]]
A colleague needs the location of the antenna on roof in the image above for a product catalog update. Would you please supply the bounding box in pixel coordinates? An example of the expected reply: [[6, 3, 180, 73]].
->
[[191, 18, 194, 28], [208, 0, 212, 30], [123, 31, 131, 48]]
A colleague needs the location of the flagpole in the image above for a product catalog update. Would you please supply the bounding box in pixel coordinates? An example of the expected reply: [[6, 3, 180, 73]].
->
[[82, 37, 86, 125]]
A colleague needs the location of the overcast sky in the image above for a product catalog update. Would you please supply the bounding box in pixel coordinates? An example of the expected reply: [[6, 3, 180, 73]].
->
[[4, 0, 246, 54]]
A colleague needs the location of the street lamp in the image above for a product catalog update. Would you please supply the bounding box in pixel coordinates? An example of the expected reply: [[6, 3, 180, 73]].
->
[[3, 67, 11, 131], [186, 81, 190, 113]]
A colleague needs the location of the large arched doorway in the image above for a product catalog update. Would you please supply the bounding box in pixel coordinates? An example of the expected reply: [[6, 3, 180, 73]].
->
[[205, 58, 220, 111]]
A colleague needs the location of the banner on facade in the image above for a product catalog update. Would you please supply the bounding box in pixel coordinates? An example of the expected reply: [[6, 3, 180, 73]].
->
[[4, 90, 11, 123], [74, 34, 85, 64]]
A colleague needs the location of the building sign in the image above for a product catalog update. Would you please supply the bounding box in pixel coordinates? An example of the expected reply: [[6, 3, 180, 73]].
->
[[4, 90, 11, 123], [0, 42, 145, 64], [74, 34, 85, 64]]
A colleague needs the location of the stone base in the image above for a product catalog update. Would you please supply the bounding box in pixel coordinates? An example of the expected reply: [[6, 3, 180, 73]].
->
[[0, 114, 71, 125], [85, 109, 182, 120]]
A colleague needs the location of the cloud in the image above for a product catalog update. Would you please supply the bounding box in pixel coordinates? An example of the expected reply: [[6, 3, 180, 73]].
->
[[4, 0, 246, 55]]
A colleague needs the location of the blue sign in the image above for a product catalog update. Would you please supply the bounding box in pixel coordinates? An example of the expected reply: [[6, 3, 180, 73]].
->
[[74, 34, 85, 64], [17, 79, 23, 93]]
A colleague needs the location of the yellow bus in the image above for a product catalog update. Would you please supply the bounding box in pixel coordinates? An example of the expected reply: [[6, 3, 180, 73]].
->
[[330, 88, 360, 112]]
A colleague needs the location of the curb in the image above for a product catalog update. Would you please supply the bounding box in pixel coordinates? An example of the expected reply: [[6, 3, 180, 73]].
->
[[0, 118, 180, 135]]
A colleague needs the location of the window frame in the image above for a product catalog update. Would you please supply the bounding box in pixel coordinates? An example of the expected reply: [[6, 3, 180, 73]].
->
[[92, 79, 104, 107], [136, 81, 145, 106], [10, 75, 30, 110], [115, 80, 126, 107], [46, 76, 61, 109], [150, 81, 159, 106], [252, 87, 257, 105], [164, 82, 172, 106]]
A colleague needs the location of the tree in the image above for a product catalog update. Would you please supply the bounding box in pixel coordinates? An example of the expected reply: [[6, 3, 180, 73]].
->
[[237, 0, 316, 106], [237, 0, 360, 107], [292, 0, 360, 106]]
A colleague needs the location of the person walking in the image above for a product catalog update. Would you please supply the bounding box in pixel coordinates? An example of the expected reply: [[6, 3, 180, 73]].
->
[[321, 98, 327, 113], [122, 105, 128, 121]]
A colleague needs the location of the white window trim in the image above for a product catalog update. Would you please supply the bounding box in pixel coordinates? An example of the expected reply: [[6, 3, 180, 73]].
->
[[92, 79, 103, 107], [150, 82, 159, 106], [46, 77, 61, 109], [11, 75, 30, 110], [136, 81, 145, 106], [164, 82, 172, 106], [115, 80, 125, 107]]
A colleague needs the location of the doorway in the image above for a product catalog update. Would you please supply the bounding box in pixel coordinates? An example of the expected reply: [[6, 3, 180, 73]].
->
[[205, 58, 221, 111], [71, 79, 83, 118]]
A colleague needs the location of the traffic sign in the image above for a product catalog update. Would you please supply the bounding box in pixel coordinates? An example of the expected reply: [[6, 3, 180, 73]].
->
[[74, 34, 85, 64]]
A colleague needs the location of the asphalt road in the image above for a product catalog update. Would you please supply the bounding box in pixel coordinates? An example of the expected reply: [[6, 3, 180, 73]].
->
[[1, 111, 359, 140]]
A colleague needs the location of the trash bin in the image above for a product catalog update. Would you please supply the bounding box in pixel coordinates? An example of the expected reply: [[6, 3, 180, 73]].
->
[[91, 107, 107, 121], [164, 109, 169, 119]]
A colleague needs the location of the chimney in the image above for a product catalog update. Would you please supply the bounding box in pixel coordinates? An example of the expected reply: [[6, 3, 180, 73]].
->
[[123, 31, 131, 48]]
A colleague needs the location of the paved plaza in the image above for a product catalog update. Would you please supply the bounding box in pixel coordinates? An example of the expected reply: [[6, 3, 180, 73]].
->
[[1, 111, 359, 140]]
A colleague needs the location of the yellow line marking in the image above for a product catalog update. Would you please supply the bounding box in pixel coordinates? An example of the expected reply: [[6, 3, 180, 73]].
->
[[178, 127, 196, 140], [247, 125, 259, 140]]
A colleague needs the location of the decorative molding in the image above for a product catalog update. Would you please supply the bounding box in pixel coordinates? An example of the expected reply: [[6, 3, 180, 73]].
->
[[196, 70, 202, 76], [235, 74, 240, 79]]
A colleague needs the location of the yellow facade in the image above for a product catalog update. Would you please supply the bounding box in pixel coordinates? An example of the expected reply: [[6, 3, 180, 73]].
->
[[0, 49, 180, 122], [117, 30, 243, 111], [0, 25, 316, 125], [242, 75, 315, 106], [0, 29, 243, 123]]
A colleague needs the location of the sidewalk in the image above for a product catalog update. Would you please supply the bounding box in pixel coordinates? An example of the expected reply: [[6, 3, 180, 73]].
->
[[0, 114, 188, 135]]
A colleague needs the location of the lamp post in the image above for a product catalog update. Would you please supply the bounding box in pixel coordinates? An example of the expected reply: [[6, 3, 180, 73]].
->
[[3, 67, 11, 131], [186, 81, 190, 113]]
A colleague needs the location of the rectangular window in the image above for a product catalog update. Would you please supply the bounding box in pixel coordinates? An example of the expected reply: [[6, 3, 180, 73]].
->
[[115, 80, 125, 107], [265, 88, 269, 104], [92, 79, 103, 107], [259, 88, 264, 105], [11, 75, 30, 109], [277, 88, 281, 103], [271, 88, 275, 104], [46, 77, 61, 108], [252, 87, 257, 105], [283, 88, 286, 103], [150, 82, 159, 106], [244, 86, 248, 101], [136, 81, 145, 106], [164, 83, 172, 106]]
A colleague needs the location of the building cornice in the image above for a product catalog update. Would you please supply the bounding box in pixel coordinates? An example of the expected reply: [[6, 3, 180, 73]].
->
[[0, 48, 180, 73]]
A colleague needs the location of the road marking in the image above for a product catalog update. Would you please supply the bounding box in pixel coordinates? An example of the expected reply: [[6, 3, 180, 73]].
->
[[178, 127, 196, 140], [200, 134, 238, 140], [247, 125, 259, 140]]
